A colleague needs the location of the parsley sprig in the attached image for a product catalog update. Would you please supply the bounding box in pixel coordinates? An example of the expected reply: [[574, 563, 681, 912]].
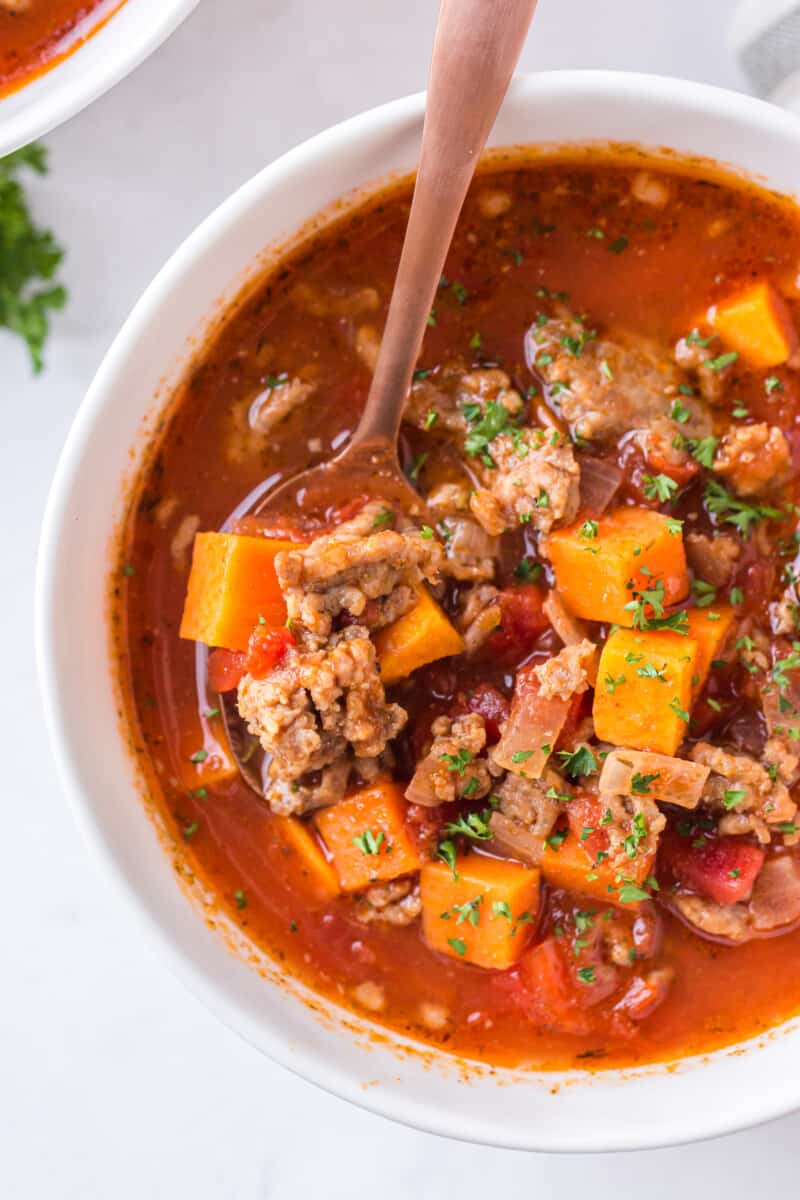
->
[[0, 143, 67, 372]]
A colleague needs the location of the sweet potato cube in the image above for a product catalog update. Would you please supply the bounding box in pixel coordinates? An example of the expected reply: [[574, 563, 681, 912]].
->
[[593, 627, 698, 755], [541, 826, 654, 908], [272, 816, 340, 899], [709, 281, 797, 368], [179, 721, 238, 789], [547, 507, 688, 626], [180, 532, 300, 651], [686, 605, 735, 698], [420, 853, 540, 968], [315, 781, 421, 892], [374, 587, 465, 685]]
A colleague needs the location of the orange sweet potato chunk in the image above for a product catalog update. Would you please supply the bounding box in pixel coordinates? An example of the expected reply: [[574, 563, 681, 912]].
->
[[315, 781, 421, 892], [547, 507, 688, 627], [709, 281, 798, 369], [686, 605, 735, 699], [180, 532, 299, 651], [272, 816, 340, 899], [540, 825, 655, 908], [593, 627, 698, 756], [374, 586, 465, 685], [420, 853, 540, 969]]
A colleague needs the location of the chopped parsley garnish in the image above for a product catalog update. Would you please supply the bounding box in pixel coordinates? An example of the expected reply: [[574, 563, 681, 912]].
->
[[577, 966, 597, 983], [407, 452, 427, 481], [642, 473, 678, 503], [190, 748, 208, 764], [420, 525, 435, 539], [671, 399, 691, 424], [669, 697, 690, 722], [492, 901, 512, 920], [705, 479, 784, 537], [437, 839, 459, 879], [463, 399, 511, 465], [512, 750, 534, 764], [637, 661, 667, 682], [182, 820, 199, 841], [446, 809, 493, 841], [0, 143, 68, 371], [618, 881, 651, 904], [447, 937, 467, 956], [722, 789, 746, 810], [557, 745, 598, 778], [631, 771, 660, 795], [234, 889, 247, 910], [372, 507, 394, 528], [765, 375, 783, 394], [706, 350, 739, 372], [439, 748, 473, 775], [514, 558, 542, 582], [688, 436, 718, 469], [353, 829, 386, 856], [608, 235, 629, 254], [604, 672, 626, 694], [424, 408, 439, 429], [469, 331, 482, 350], [580, 519, 599, 539]]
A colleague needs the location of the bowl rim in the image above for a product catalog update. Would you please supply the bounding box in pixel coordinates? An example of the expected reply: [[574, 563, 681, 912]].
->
[[35, 69, 800, 1152], [0, 0, 200, 158]]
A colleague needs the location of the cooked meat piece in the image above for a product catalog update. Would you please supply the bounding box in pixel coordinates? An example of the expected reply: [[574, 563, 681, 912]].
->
[[405, 364, 523, 434], [405, 712, 494, 806], [673, 335, 731, 404], [469, 487, 506, 537], [170, 513, 199, 572], [426, 480, 471, 514], [748, 855, 800, 932], [455, 583, 502, 653], [600, 794, 666, 874], [356, 878, 422, 926], [237, 626, 406, 813], [355, 324, 381, 371], [684, 531, 741, 588], [533, 639, 596, 701], [265, 755, 367, 816], [290, 282, 379, 317], [764, 735, 800, 790], [672, 893, 751, 943], [630, 171, 670, 207], [275, 501, 443, 641], [475, 430, 581, 535], [713, 423, 791, 497], [528, 316, 699, 443], [488, 770, 564, 865], [249, 376, 315, 435], [689, 741, 797, 842], [477, 187, 512, 217]]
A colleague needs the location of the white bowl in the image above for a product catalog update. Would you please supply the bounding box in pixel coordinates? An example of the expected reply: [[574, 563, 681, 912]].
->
[[0, 0, 198, 157], [36, 71, 800, 1151]]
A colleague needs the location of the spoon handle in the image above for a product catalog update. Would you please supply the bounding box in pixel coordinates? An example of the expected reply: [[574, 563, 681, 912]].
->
[[351, 0, 537, 448]]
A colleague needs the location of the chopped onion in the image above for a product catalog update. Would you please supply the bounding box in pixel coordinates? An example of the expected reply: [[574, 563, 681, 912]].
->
[[491, 666, 569, 777], [577, 456, 623, 515], [599, 748, 709, 809]]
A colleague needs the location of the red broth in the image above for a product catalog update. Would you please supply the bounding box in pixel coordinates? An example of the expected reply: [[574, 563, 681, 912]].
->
[[0, 0, 119, 96], [114, 153, 800, 1069]]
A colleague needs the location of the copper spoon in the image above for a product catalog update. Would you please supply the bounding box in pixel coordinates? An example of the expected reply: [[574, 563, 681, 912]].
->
[[220, 0, 538, 791]]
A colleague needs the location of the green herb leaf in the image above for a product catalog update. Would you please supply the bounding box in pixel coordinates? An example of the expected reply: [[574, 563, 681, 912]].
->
[[0, 143, 68, 372]]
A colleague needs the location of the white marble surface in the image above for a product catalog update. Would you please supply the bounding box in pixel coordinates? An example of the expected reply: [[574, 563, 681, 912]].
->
[[3, 0, 799, 1194]]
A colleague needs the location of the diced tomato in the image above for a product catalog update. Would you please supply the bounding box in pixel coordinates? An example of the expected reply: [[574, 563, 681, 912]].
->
[[486, 584, 548, 663], [497, 941, 593, 1035], [661, 830, 765, 905], [460, 686, 510, 739], [405, 802, 445, 855], [245, 623, 296, 678], [644, 439, 700, 488], [566, 793, 610, 862], [614, 970, 672, 1023], [208, 623, 296, 692], [207, 648, 247, 692]]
